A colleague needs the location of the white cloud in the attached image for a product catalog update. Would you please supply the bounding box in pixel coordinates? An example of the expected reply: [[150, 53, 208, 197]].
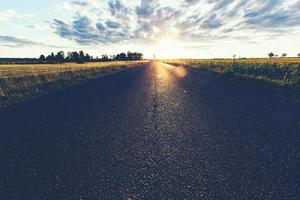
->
[[0, 9, 33, 22], [51, 0, 300, 46], [0, 9, 18, 21], [3, 0, 300, 58], [0, 35, 66, 48]]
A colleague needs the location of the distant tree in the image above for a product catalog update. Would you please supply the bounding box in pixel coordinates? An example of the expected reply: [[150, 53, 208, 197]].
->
[[68, 50, 89, 63], [55, 51, 65, 63], [37, 50, 143, 63], [120, 53, 127, 60], [127, 52, 143, 60], [268, 52, 275, 58], [66, 51, 74, 62], [45, 55, 51, 61], [39, 55, 45, 61], [78, 51, 85, 62], [233, 54, 237, 65], [127, 51, 134, 60], [297, 53, 300, 57], [101, 54, 109, 61], [73, 52, 80, 63], [85, 53, 92, 62], [45, 52, 55, 62], [282, 53, 287, 57], [66, 51, 80, 63], [136, 52, 143, 60], [115, 53, 127, 61]]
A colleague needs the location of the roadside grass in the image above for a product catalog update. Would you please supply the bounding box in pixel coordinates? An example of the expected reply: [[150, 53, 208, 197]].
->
[[0, 61, 146, 108], [162, 58, 300, 101]]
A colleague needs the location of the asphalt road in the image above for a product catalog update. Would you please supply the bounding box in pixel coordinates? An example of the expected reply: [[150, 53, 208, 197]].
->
[[0, 61, 299, 199]]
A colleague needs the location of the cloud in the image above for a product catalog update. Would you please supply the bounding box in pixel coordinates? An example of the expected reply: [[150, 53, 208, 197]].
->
[[0, 10, 17, 21], [51, 0, 300, 46], [183, 0, 199, 6], [0, 9, 33, 22], [0, 35, 64, 48], [240, 0, 300, 29], [105, 20, 121, 29], [109, 0, 130, 16], [62, 0, 99, 11], [136, 0, 158, 17]]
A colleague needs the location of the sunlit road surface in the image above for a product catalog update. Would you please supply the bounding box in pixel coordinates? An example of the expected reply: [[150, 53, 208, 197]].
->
[[0, 61, 299, 199]]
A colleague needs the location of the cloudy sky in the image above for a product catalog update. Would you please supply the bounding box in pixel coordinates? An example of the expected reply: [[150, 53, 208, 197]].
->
[[1, 0, 300, 58]]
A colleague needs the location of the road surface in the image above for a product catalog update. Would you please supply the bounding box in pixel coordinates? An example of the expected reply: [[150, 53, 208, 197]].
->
[[0, 62, 299, 199]]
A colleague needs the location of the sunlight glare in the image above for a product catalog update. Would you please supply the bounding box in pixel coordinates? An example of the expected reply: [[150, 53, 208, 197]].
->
[[155, 62, 187, 79], [151, 34, 185, 59], [153, 40, 180, 59]]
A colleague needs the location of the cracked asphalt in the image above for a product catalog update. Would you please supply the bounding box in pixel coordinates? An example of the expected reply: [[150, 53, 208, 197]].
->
[[0, 61, 299, 199]]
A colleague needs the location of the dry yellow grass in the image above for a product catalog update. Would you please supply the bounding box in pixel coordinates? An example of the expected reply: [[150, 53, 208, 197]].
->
[[0, 61, 147, 108], [0, 61, 146, 78]]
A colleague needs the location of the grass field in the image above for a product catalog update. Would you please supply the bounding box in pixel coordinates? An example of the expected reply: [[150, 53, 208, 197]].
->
[[0, 61, 146, 108], [162, 58, 300, 87]]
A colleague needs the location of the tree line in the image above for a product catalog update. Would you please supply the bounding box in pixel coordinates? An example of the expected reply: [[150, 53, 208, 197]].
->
[[268, 52, 300, 58], [39, 51, 143, 63]]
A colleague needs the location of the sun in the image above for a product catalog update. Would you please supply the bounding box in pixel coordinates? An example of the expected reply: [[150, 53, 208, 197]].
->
[[148, 28, 186, 59], [150, 38, 183, 59]]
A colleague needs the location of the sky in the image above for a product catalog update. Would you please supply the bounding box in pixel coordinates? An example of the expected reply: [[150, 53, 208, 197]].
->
[[0, 0, 300, 59]]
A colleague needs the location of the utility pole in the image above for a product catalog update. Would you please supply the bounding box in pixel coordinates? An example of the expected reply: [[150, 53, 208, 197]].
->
[[233, 54, 236, 66]]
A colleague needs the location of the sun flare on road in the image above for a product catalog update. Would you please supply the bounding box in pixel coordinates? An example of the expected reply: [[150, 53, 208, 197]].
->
[[154, 62, 187, 79]]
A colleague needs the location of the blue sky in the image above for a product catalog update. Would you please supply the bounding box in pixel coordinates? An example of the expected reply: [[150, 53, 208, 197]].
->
[[1, 0, 300, 58]]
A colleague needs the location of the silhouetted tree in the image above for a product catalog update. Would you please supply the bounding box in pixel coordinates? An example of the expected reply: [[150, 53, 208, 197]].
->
[[120, 53, 127, 60], [68, 50, 92, 63], [55, 51, 65, 63], [268, 52, 275, 58], [127, 52, 143, 60], [66, 52, 72, 62], [66, 51, 79, 63], [297, 53, 300, 57], [127, 51, 134, 60], [233, 54, 236, 66], [282, 53, 287, 57], [78, 51, 85, 62], [37, 50, 143, 63], [85, 53, 92, 62], [102, 54, 109, 61], [137, 53, 143, 60], [45, 52, 55, 62], [115, 53, 127, 61], [39, 55, 45, 61]]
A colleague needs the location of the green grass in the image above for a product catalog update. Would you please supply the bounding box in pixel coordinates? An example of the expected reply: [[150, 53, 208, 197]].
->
[[0, 61, 147, 108], [161, 58, 300, 87], [161, 58, 300, 102]]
